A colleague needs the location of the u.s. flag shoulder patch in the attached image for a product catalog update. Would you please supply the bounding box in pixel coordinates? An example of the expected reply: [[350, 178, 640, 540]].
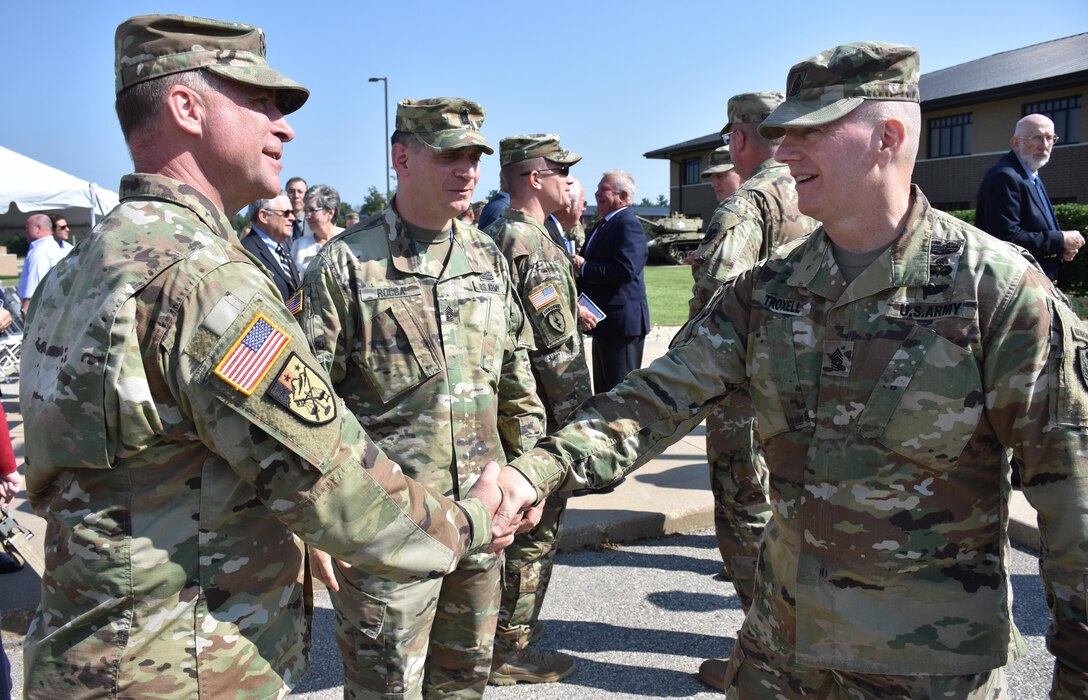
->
[[528, 283, 559, 311], [285, 289, 304, 315], [214, 313, 292, 395]]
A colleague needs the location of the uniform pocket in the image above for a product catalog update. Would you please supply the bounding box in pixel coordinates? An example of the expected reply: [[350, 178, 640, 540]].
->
[[359, 297, 442, 404], [1049, 298, 1088, 428], [857, 325, 982, 466], [749, 317, 814, 439]]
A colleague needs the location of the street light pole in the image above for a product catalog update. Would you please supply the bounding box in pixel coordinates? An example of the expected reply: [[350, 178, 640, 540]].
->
[[368, 76, 390, 202]]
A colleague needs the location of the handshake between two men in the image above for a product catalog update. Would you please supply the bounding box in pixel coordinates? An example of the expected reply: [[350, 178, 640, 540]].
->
[[310, 461, 547, 590]]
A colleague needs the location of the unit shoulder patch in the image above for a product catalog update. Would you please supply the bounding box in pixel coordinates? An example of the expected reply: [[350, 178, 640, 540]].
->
[[266, 352, 338, 425]]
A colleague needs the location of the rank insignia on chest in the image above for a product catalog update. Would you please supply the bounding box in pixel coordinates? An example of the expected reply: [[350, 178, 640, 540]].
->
[[821, 340, 853, 377], [214, 314, 291, 395], [267, 352, 337, 425], [443, 304, 461, 324], [528, 283, 559, 310], [285, 289, 304, 316]]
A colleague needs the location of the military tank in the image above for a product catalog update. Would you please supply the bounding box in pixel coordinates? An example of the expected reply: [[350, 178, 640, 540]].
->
[[636, 214, 704, 264]]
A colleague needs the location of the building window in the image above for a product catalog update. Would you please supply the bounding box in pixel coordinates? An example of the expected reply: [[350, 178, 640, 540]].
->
[[927, 113, 972, 158], [682, 157, 702, 185], [1023, 96, 1082, 144]]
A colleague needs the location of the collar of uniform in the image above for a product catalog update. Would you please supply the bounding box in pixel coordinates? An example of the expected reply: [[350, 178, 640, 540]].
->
[[385, 207, 486, 279], [788, 185, 932, 295], [745, 157, 786, 182], [118, 173, 239, 242], [501, 207, 550, 235]]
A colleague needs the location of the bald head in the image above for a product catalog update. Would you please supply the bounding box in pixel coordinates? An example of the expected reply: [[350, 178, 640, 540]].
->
[[1012, 114, 1058, 172], [25, 214, 52, 241]]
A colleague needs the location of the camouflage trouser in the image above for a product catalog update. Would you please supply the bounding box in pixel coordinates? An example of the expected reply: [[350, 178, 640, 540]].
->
[[493, 496, 566, 658], [723, 643, 1008, 699], [706, 390, 770, 612], [330, 552, 501, 699]]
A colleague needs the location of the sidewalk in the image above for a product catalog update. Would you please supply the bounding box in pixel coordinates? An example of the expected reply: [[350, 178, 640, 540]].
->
[[1, 330, 1042, 630]]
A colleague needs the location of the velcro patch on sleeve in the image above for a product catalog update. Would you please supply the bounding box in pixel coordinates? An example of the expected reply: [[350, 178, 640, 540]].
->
[[528, 283, 559, 310], [285, 288, 304, 316], [266, 352, 338, 425], [213, 313, 291, 395]]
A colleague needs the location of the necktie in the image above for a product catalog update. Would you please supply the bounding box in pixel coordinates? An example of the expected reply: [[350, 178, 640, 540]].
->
[[1034, 176, 1058, 230], [584, 218, 606, 256], [276, 243, 295, 280]]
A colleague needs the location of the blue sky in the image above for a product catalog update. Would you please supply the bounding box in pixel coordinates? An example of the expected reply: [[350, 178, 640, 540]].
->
[[5, 1, 1086, 212]]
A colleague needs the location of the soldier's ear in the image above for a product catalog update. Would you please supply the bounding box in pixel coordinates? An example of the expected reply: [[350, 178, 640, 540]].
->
[[391, 142, 411, 176], [878, 118, 906, 163], [165, 85, 205, 137]]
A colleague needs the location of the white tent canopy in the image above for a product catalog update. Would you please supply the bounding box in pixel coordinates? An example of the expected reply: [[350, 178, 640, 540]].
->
[[0, 145, 119, 238]]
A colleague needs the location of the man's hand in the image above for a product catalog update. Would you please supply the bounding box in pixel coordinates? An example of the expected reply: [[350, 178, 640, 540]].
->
[[308, 547, 349, 592], [570, 254, 585, 274], [492, 466, 539, 540], [578, 305, 598, 332], [0, 308, 12, 333], [466, 461, 504, 519], [1062, 230, 1084, 262], [0, 470, 22, 506]]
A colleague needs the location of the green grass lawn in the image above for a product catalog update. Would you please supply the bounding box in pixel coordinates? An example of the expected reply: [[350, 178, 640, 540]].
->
[[645, 264, 693, 327]]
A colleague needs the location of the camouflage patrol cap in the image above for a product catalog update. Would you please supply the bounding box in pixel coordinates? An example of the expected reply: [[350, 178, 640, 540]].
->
[[721, 92, 784, 136], [115, 15, 309, 115], [396, 98, 494, 154], [759, 42, 920, 138], [700, 146, 734, 178], [499, 134, 581, 168]]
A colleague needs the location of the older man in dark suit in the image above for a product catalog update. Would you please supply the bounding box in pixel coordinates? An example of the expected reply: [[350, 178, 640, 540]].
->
[[242, 191, 301, 299], [976, 113, 1083, 282], [571, 170, 649, 393]]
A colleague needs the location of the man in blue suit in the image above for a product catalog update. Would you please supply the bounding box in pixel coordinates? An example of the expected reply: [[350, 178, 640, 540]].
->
[[571, 170, 649, 393], [241, 192, 302, 300], [976, 113, 1083, 282]]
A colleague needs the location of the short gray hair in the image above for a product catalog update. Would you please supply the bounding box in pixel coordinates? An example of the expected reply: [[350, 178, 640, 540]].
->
[[247, 191, 287, 223], [603, 170, 635, 202], [115, 70, 220, 143], [305, 184, 341, 215]]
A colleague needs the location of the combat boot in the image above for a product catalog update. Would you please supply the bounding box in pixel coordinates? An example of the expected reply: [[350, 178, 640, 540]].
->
[[698, 657, 728, 692], [489, 647, 576, 685]]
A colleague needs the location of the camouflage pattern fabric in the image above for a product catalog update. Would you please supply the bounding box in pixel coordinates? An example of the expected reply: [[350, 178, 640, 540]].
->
[[759, 41, 920, 139], [115, 14, 309, 114], [395, 98, 493, 154], [565, 221, 586, 252], [511, 187, 1088, 689], [19, 174, 493, 699], [722, 643, 1007, 698], [684, 158, 815, 609], [484, 206, 592, 656], [300, 205, 545, 698]]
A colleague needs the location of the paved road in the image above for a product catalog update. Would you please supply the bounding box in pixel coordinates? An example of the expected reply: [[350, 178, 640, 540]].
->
[[279, 530, 1050, 699]]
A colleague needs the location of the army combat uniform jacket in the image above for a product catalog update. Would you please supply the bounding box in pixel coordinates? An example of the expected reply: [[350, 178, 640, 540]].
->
[[510, 188, 1088, 685], [20, 175, 492, 699], [485, 207, 592, 431], [689, 159, 816, 315], [301, 206, 545, 495]]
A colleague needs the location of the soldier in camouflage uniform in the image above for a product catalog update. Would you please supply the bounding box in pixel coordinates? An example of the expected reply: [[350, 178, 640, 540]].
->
[[700, 145, 743, 204], [687, 97, 817, 669], [495, 42, 1088, 698], [300, 99, 546, 699], [19, 16, 509, 700], [483, 135, 589, 686]]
